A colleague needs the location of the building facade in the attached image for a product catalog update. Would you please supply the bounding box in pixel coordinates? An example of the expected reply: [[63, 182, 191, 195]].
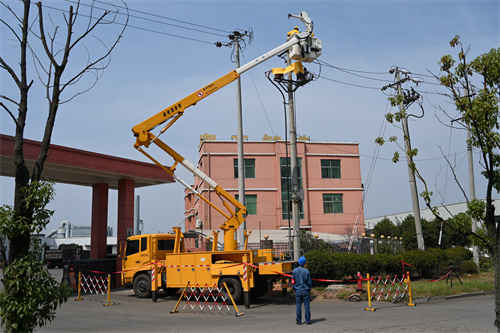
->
[[184, 138, 365, 250]]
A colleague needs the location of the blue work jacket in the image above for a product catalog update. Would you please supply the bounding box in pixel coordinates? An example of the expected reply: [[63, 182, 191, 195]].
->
[[292, 265, 312, 292]]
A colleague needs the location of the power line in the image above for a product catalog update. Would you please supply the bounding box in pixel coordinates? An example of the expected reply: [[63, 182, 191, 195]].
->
[[317, 60, 391, 80], [89, 0, 230, 34], [40, 0, 231, 46], [319, 76, 381, 90]]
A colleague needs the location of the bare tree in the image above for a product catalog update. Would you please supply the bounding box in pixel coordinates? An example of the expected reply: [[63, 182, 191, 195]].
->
[[0, 1, 127, 331]]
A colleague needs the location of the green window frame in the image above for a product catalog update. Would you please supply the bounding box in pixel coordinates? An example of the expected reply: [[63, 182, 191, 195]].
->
[[235, 194, 257, 215], [280, 157, 304, 219], [234, 159, 255, 178], [323, 193, 343, 213], [321, 159, 341, 179]]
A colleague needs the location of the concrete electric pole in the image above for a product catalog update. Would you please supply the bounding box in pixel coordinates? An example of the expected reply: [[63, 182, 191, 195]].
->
[[468, 124, 480, 264], [286, 54, 302, 261], [235, 36, 246, 248], [383, 68, 425, 250], [220, 30, 252, 248], [267, 57, 315, 261]]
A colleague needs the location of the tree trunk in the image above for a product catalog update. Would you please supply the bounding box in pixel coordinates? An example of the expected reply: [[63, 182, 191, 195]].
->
[[494, 245, 500, 330]]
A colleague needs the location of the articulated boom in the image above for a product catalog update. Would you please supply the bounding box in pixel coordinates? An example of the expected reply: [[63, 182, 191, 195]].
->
[[131, 11, 321, 252]]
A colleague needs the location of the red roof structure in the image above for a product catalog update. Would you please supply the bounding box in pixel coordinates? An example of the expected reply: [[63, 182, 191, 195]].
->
[[1, 134, 174, 278]]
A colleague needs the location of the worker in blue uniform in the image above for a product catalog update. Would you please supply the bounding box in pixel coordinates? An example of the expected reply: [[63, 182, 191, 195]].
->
[[292, 256, 312, 325]]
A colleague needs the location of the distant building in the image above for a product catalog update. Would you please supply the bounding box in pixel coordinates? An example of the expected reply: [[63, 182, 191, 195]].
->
[[365, 199, 500, 229], [44, 221, 113, 239], [184, 137, 365, 250], [72, 225, 113, 238], [40, 221, 116, 256]]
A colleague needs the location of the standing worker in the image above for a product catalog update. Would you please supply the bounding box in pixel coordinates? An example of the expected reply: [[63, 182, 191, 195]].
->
[[292, 256, 312, 325]]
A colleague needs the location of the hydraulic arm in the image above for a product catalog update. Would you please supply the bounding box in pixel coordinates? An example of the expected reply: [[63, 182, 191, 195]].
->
[[132, 12, 321, 251]]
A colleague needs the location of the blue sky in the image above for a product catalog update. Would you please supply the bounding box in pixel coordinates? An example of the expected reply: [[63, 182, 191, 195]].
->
[[1, 0, 499, 235]]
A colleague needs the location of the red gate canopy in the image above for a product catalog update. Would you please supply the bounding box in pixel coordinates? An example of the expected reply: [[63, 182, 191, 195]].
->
[[0, 134, 174, 189]]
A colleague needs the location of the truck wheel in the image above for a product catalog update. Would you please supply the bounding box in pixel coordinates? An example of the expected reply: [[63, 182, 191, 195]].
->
[[133, 274, 151, 298], [219, 277, 242, 304]]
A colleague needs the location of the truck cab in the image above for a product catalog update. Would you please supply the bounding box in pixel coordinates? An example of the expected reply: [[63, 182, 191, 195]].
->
[[121, 233, 184, 295]]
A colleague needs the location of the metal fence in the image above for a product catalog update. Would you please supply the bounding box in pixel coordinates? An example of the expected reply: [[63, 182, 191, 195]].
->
[[63, 258, 117, 289]]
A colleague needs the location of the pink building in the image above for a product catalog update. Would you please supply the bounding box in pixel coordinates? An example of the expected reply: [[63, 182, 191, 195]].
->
[[184, 138, 365, 250]]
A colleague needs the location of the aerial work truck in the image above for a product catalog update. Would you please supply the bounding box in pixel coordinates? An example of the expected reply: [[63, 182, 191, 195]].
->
[[122, 11, 322, 306]]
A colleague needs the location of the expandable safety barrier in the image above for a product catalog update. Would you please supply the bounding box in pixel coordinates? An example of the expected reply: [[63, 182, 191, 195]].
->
[[365, 273, 414, 311], [75, 271, 114, 306], [171, 282, 243, 317]]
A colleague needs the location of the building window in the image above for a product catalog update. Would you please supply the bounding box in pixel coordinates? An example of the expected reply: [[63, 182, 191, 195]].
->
[[321, 159, 341, 179], [280, 157, 304, 219], [323, 194, 343, 213], [234, 159, 255, 178], [235, 194, 257, 215]]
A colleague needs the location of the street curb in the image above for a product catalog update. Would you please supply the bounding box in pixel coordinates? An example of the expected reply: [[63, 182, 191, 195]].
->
[[417, 291, 494, 303]]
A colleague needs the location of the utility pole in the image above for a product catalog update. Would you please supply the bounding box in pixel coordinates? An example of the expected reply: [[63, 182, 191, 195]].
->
[[397, 69, 425, 250], [468, 125, 479, 264], [287, 54, 302, 261], [461, 88, 479, 264], [384, 68, 425, 250], [265, 11, 319, 259], [464, 87, 479, 264], [267, 57, 315, 261], [235, 36, 246, 248], [219, 30, 252, 248]]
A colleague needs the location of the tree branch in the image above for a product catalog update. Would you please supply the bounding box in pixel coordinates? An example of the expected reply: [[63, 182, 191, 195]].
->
[[0, 102, 19, 128], [439, 146, 470, 202]]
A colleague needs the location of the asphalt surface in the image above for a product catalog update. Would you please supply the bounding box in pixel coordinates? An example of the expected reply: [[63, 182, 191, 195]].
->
[[27, 268, 497, 333]]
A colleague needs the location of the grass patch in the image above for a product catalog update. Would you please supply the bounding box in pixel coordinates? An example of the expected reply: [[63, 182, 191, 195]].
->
[[271, 270, 494, 302], [313, 285, 326, 292], [409, 270, 494, 299]]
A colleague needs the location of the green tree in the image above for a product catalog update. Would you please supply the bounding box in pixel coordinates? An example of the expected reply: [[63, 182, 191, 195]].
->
[[399, 215, 437, 250], [372, 218, 403, 254], [0, 1, 127, 332], [441, 213, 472, 249], [400, 214, 471, 250], [0, 180, 71, 332], [373, 217, 400, 239], [299, 230, 334, 254], [432, 38, 500, 328], [377, 36, 500, 328]]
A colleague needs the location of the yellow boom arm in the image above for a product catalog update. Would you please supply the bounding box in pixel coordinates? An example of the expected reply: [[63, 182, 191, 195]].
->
[[131, 12, 321, 251]]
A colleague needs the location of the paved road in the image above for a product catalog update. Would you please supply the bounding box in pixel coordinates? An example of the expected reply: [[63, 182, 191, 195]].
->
[[35, 289, 496, 333], [1, 268, 496, 332], [30, 269, 495, 333]]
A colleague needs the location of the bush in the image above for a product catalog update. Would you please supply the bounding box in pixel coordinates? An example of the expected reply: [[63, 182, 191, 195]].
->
[[479, 257, 491, 271], [372, 253, 401, 276], [306, 250, 337, 281], [427, 248, 448, 265], [305, 249, 457, 282], [399, 250, 438, 278], [446, 247, 472, 264], [334, 253, 369, 279], [461, 260, 479, 274]]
